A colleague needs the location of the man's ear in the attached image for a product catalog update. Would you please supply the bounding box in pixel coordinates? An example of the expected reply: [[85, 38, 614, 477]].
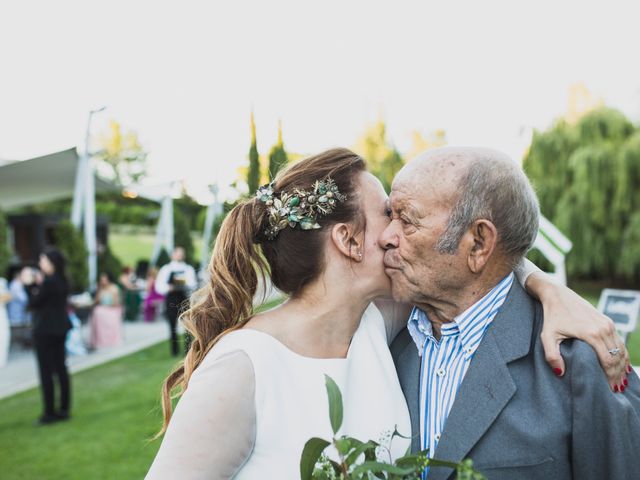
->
[[463, 219, 498, 274], [330, 223, 364, 262]]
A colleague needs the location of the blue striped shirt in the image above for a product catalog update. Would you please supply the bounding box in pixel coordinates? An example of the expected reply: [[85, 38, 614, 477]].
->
[[408, 273, 514, 475]]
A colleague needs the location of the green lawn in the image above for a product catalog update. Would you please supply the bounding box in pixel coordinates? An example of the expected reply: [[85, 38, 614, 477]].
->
[[0, 299, 281, 480], [0, 340, 174, 479], [110, 232, 204, 268]]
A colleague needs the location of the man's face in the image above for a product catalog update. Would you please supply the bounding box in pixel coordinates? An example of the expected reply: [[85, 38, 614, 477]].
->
[[172, 248, 185, 262], [378, 160, 469, 305]]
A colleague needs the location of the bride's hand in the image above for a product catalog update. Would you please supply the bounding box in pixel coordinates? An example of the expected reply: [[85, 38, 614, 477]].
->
[[527, 272, 630, 393]]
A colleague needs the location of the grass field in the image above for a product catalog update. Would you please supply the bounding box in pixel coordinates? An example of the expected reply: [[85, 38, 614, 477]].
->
[[0, 340, 174, 480], [0, 299, 281, 480], [109, 231, 204, 268]]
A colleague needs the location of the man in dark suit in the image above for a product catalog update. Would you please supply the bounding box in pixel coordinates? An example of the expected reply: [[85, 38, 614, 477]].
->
[[380, 147, 640, 479]]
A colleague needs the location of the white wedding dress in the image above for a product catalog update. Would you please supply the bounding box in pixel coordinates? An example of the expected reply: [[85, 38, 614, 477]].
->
[[147, 304, 411, 479]]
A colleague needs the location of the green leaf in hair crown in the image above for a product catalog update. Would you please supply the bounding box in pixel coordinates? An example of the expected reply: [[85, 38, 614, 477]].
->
[[256, 177, 347, 240]]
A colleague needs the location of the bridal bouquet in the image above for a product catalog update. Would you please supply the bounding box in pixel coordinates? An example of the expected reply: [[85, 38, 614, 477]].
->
[[300, 375, 485, 480]]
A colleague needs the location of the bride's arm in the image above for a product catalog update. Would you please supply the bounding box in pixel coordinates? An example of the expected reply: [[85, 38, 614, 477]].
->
[[146, 350, 256, 479], [516, 258, 630, 392]]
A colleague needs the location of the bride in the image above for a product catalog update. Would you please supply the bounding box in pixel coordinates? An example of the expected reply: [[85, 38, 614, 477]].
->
[[146, 148, 627, 479]]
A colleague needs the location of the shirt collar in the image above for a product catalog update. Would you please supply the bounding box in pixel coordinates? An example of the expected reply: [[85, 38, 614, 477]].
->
[[407, 272, 514, 359]]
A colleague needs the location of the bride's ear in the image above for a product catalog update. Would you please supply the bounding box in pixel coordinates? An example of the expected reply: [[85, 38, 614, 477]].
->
[[330, 223, 364, 262]]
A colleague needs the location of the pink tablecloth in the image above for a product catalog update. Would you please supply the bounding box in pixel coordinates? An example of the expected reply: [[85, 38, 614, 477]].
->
[[90, 305, 123, 349]]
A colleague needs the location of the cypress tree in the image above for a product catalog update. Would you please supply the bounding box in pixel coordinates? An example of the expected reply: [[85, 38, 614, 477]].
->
[[247, 112, 261, 193], [268, 120, 289, 180], [53, 220, 88, 292]]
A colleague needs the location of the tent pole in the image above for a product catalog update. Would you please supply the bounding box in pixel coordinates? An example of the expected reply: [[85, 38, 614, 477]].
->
[[84, 154, 97, 292]]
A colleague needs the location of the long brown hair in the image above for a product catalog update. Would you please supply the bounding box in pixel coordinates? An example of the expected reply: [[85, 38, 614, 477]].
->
[[157, 148, 366, 435]]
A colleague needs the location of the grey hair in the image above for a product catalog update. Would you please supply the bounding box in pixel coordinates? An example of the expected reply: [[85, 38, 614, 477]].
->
[[435, 152, 540, 265]]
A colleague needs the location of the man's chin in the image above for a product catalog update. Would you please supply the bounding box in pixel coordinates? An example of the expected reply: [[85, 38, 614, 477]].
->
[[390, 283, 412, 303]]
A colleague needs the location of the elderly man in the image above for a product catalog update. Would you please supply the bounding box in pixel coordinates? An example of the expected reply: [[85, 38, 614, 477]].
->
[[382, 147, 640, 479]]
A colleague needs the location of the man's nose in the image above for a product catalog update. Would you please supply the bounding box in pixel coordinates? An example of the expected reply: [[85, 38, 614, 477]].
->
[[379, 221, 399, 250]]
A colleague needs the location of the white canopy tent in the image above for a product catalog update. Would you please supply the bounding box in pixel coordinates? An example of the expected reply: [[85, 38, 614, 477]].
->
[[0, 148, 116, 210], [0, 148, 119, 291], [122, 182, 178, 267]]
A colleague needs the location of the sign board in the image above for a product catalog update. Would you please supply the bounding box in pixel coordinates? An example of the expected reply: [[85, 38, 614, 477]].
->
[[597, 289, 640, 343]]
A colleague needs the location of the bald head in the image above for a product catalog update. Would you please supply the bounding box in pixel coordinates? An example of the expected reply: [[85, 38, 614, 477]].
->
[[394, 146, 540, 264]]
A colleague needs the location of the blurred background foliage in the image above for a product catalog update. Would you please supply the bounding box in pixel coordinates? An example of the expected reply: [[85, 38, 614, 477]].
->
[[524, 107, 640, 284]]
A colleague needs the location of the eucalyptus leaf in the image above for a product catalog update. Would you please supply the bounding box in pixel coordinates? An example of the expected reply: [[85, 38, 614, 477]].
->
[[345, 440, 378, 465], [335, 437, 352, 455], [300, 437, 331, 480], [350, 461, 417, 477], [324, 374, 343, 435]]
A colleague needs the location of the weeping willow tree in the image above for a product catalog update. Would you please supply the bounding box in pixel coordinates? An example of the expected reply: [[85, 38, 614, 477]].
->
[[524, 107, 640, 283]]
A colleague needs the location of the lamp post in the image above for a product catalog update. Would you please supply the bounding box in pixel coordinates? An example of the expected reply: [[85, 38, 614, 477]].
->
[[71, 106, 106, 291]]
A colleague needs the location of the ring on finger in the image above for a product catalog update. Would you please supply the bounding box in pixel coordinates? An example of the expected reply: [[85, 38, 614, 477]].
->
[[608, 347, 621, 356]]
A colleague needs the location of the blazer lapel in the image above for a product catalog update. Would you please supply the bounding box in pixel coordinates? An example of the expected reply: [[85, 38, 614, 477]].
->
[[401, 342, 421, 453], [427, 282, 535, 480]]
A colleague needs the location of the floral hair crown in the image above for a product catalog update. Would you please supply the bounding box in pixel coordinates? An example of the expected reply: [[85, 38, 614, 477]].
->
[[256, 177, 347, 240]]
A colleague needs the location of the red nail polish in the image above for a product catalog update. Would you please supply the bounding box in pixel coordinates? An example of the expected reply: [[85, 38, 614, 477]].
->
[[624, 378, 629, 386], [621, 385, 626, 392], [553, 368, 562, 376], [614, 385, 619, 392], [627, 366, 633, 374]]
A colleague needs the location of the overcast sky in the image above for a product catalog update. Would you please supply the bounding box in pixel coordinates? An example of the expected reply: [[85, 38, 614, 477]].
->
[[1, 0, 639, 202]]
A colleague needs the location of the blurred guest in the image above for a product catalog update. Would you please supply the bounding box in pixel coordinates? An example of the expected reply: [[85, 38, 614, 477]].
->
[[155, 247, 196, 356], [143, 268, 164, 322], [27, 248, 72, 425], [119, 266, 140, 321], [7, 266, 32, 327], [0, 276, 10, 367], [90, 273, 123, 349]]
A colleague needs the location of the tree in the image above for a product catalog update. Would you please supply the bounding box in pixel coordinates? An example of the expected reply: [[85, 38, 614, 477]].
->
[[247, 112, 261, 193], [268, 121, 288, 180], [96, 119, 148, 186], [523, 107, 640, 283], [406, 129, 447, 161], [53, 220, 88, 292], [354, 119, 406, 192], [174, 209, 195, 267], [0, 209, 11, 277]]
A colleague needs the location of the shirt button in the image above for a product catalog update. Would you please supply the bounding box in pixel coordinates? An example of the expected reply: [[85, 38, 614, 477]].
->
[[437, 368, 446, 377], [435, 433, 441, 441], [466, 347, 473, 354]]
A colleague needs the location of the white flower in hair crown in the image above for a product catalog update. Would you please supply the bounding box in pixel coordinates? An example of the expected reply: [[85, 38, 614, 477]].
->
[[256, 177, 347, 240]]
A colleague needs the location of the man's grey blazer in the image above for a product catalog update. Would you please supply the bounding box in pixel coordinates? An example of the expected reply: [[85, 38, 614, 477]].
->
[[390, 281, 640, 479]]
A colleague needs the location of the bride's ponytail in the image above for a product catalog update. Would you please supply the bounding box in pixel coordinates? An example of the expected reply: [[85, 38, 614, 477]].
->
[[157, 200, 268, 436]]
